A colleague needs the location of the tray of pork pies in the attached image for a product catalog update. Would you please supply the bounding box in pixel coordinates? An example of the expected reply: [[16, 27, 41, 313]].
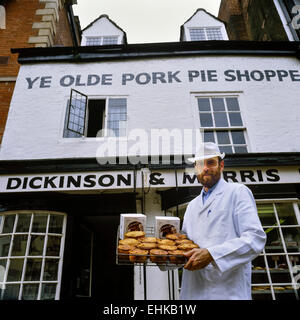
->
[[116, 231, 199, 267]]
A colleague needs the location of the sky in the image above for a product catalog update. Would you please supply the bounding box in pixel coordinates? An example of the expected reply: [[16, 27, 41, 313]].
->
[[73, 0, 222, 44]]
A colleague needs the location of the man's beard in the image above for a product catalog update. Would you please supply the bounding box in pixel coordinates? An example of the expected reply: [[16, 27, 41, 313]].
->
[[197, 167, 222, 189]]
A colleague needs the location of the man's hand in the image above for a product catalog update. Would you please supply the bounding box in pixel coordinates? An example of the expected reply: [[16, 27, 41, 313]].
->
[[183, 248, 214, 271]]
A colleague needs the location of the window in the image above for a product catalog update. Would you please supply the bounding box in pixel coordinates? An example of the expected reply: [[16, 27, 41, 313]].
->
[[0, 5, 5, 29], [0, 211, 66, 300], [197, 96, 248, 154], [252, 200, 300, 300], [189, 27, 223, 41], [85, 36, 118, 46], [64, 89, 127, 138]]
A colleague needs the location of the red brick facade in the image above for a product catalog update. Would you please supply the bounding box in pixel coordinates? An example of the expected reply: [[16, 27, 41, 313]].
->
[[0, 0, 80, 143]]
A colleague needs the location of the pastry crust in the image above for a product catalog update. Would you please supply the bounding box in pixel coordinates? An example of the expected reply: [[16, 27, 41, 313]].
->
[[177, 243, 199, 251], [118, 244, 135, 260], [166, 233, 181, 240], [169, 250, 186, 264], [175, 239, 194, 245], [119, 238, 140, 246], [124, 231, 146, 239], [157, 239, 176, 246], [137, 242, 157, 250], [149, 249, 168, 263], [129, 248, 148, 263], [141, 237, 157, 243], [158, 244, 177, 251]]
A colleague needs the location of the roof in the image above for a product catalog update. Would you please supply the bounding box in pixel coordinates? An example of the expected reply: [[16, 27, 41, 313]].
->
[[81, 14, 128, 44], [11, 41, 300, 64], [180, 8, 227, 41]]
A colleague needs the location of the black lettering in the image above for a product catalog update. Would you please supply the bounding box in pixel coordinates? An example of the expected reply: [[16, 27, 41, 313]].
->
[[122, 73, 134, 85], [207, 70, 217, 82], [168, 71, 181, 83], [102, 74, 113, 85], [240, 170, 256, 182], [60, 75, 75, 87], [152, 72, 166, 84], [75, 75, 85, 86], [29, 177, 43, 189], [117, 174, 131, 186], [67, 175, 81, 188], [136, 73, 151, 85], [277, 70, 289, 81], [87, 74, 100, 86], [59, 176, 64, 188], [264, 70, 276, 81], [40, 76, 52, 88], [266, 169, 280, 182], [257, 170, 264, 182], [188, 70, 199, 82], [7, 178, 22, 190], [182, 173, 197, 184], [289, 70, 300, 81], [250, 70, 264, 81], [98, 175, 114, 187], [237, 70, 250, 81], [149, 173, 165, 185], [83, 175, 96, 187], [224, 70, 236, 82], [26, 77, 39, 89], [200, 70, 206, 82], [44, 176, 57, 188], [22, 177, 28, 189], [223, 171, 238, 182]]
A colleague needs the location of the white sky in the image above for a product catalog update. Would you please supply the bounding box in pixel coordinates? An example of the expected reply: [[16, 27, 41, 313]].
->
[[73, 0, 222, 44]]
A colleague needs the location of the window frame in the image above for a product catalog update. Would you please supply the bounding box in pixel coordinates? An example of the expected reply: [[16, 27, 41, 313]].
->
[[188, 27, 223, 41], [191, 93, 250, 154], [85, 36, 119, 46], [0, 210, 67, 300]]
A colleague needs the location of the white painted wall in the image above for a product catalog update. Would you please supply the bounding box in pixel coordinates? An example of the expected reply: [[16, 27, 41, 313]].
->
[[183, 9, 229, 40], [1, 55, 300, 161], [81, 15, 125, 45]]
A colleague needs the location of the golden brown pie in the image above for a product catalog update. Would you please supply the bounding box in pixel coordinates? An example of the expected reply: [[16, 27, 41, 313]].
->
[[137, 242, 157, 250], [129, 248, 148, 263], [157, 239, 176, 246], [158, 244, 177, 251], [124, 231, 146, 239], [169, 250, 187, 264], [149, 249, 168, 263], [177, 243, 199, 251], [119, 238, 140, 246]]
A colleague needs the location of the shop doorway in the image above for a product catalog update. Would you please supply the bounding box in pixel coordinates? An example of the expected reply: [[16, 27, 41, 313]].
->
[[73, 215, 134, 300]]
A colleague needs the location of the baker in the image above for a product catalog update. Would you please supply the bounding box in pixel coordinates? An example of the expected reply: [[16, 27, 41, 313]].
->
[[179, 142, 266, 300]]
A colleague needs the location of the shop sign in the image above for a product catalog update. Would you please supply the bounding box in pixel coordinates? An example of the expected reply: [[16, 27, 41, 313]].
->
[[0, 166, 299, 193]]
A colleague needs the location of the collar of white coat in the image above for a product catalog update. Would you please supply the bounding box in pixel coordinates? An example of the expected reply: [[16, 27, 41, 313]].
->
[[200, 177, 227, 210]]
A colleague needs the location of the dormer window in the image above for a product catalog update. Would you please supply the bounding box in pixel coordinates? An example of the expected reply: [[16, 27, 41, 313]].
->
[[86, 36, 118, 46], [189, 27, 223, 41]]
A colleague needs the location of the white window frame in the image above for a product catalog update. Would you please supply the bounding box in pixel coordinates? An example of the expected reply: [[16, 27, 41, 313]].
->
[[191, 93, 250, 154], [0, 211, 67, 300], [188, 27, 223, 41], [85, 36, 119, 46]]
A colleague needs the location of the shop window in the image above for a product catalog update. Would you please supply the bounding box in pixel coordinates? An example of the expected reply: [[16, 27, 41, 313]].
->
[[0, 211, 66, 300], [253, 201, 300, 300], [189, 27, 223, 41], [85, 36, 118, 46], [64, 89, 127, 138], [197, 96, 248, 154]]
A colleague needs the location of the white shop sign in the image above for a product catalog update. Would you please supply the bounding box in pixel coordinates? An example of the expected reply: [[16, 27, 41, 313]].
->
[[0, 166, 299, 193]]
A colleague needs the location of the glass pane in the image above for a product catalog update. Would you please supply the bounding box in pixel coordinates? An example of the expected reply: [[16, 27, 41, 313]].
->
[[3, 215, 16, 233], [41, 283, 56, 300], [16, 214, 31, 233], [234, 146, 248, 153], [32, 214, 48, 233], [11, 235, 28, 256], [219, 146, 233, 154], [198, 98, 211, 111], [212, 98, 225, 111], [229, 112, 243, 126], [48, 215, 64, 234], [0, 215, 2, 232], [214, 112, 228, 127], [265, 227, 282, 254], [25, 258, 42, 281], [22, 284, 39, 300], [29, 235, 45, 256], [282, 228, 300, 252], [0, 259, 7, 282], [216, 131, 230, 144], [231, 131, 246, 144], [200, 113, 213, 127], [252, 256, 269, 284], [203, 131, 215, 143], [2, 284, 20, 300], [226, 98, 240, 111], [0, 235, 11, 257], [43, 259, 59, 281], [46, 236, 61, 257], [257, 203, 277, 226], [7, 259, 24, 282], [275, 203, 298, 225], [268, 256, 291, 282]]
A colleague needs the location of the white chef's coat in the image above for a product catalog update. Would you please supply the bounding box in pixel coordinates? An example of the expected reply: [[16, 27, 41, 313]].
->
[[180, 178, 266, 300]]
